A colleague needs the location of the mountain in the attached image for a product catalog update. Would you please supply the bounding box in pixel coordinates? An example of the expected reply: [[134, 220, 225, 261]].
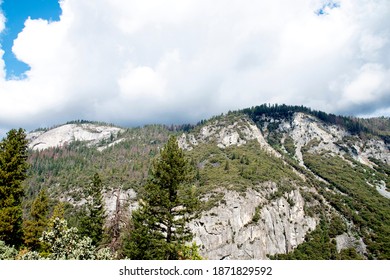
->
[[24, 105, 390, 260]]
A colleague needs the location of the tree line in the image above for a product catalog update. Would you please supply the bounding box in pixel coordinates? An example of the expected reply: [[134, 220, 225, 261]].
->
[[237, 103, 386, 137]]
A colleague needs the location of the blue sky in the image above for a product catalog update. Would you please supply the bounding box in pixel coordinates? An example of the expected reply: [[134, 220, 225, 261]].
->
[[0, 0, 390, 136], [1, 0, 61, 78]]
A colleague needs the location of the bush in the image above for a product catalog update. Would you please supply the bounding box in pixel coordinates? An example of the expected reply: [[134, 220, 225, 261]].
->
[[0, 240, 18, 260]]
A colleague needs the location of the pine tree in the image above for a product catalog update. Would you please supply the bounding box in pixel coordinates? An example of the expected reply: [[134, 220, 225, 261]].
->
[[0, 128, 29, 247], [23, 189, 49, 251], [80, 173, 105, 246], [124, 136, 199, 260]]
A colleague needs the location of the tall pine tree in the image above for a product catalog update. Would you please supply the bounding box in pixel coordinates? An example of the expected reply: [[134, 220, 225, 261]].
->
[[80, 173, 105, 246], [0, 128, 28, 247], [124, 136, 199, 259]]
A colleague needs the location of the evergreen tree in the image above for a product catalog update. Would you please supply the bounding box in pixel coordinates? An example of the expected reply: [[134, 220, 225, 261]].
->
[[23, 189, 49, 251], [0, 128, 29, 247], [80, 173, 105, 246], [124, 136, 199, 260]]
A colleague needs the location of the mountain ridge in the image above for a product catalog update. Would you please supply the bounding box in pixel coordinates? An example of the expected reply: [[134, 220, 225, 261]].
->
[[22, 104, 390, 259], [26, 104, 390, 152]]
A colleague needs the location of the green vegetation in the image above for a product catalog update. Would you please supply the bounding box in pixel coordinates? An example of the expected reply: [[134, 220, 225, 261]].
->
[[283, 136, 296, 156], [23, 189, 49, 251], [0, 240, 18, 260], [303, 152, 390, 259], [188, 140, 300, 193], [251, 204, 262, 223]]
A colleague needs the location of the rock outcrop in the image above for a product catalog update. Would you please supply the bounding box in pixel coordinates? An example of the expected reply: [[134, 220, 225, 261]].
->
[[27, 123, 124, 151], [272, 112, 389, 167], [178, 116, 280, 157]]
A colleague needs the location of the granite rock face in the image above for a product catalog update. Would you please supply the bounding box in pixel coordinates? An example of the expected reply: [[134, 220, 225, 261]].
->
[[190, 186, 316, 260]]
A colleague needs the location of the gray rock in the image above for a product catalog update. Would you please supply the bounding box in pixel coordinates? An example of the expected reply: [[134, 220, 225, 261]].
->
[[190, 186, 316, 259]]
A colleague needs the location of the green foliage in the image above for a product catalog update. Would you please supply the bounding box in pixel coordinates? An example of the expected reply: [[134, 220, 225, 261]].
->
[[283, 136, 296, 156], [0, 240, 18, 260], [338, 248, 364, 260], [188, 140, 300, 195], [0, 128, 29, 247], [122, 208, 163, 260], [48, 202, 66, 227], [251, 205, 262, 223], [329, 214, 347, 238], [124, 136, 200, 260], [179, 242, 203, 260], [79, 173, 106, 246], [23, 189, 49, 251]]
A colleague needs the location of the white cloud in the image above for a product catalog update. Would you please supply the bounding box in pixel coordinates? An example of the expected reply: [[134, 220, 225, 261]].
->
[[0, 7, 5, 81], [0, 0, 390, 134], [0, 10, 4, 33], [336, 63, 390, 114]]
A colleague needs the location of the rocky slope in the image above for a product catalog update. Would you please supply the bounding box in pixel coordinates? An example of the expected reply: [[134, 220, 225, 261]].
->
[[178, 111, 390, 259]]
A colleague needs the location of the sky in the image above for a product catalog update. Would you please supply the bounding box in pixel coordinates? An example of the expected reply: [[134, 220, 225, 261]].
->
[[0, 0, 390, 136]]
